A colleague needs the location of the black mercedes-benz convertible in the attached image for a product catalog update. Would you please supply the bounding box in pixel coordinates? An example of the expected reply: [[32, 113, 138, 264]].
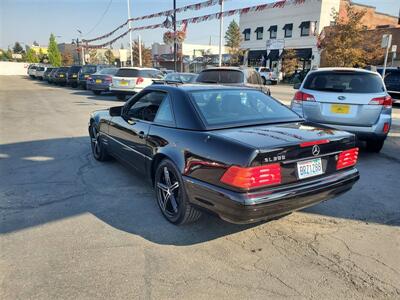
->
[[89, 84, 359, 225]]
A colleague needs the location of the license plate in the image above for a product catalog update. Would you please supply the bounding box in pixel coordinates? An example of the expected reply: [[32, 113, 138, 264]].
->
[[95, 79, 102, 84], [297, 158, 323, 180], [120, 80, 128, 86], [59, 74, 64, 78], [331, 104, 350, 114], [72, 74, 77, 78]]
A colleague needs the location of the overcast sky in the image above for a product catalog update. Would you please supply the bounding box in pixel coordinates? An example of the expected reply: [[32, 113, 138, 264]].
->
[[0, 0, 399, 49]]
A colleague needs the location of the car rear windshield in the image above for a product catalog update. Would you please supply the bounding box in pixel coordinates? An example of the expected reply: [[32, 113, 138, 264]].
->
[[383, 70, 400, 85], [115, 68, 160, 78], [69, 66, 82, 72], [303, 71, 385, 93], [36, 67, 45, 71], [196, 70, 244, 84], [81, 65, 97, 73], [165, 73, 196, 83], [98, 68, 119, 75], [189, 89, 301, 128]]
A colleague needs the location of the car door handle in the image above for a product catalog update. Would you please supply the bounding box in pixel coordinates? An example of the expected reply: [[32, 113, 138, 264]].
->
[[138, 131, 145, 139], [127, 119, 136, 125]]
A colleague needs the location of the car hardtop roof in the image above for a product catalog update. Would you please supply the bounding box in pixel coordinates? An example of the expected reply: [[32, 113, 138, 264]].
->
[[167, 72, 197, 75], [150, 83, 255, 92], [310, 67, 379, 75], [119, 67, 158, 70]]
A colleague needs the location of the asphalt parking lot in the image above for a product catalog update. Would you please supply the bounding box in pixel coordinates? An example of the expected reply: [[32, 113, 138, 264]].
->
[[1, 76, 399, 299]]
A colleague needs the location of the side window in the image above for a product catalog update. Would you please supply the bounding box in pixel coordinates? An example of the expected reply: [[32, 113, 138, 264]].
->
[[154, 95, 174, 126], [127, 91, 167, 122]]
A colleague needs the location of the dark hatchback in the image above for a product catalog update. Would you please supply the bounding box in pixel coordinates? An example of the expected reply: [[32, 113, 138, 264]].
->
[[86, 67, 119, 95], [89, 85, 359, 225], [67, 65, 82, 87], [78, 64, 110, 89], [378, 67, 400, 103], [53, 67, 70, 85]]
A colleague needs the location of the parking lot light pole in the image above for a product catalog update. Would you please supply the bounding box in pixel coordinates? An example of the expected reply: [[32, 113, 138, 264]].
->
[[173, 0, 177, 72], [218, 0, 224, 67], [127, 0, 134, 66]]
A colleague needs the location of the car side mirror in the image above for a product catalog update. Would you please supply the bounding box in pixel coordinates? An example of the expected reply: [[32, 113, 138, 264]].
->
[[293, 83, 301, 90], [109, 106, 123, 117]]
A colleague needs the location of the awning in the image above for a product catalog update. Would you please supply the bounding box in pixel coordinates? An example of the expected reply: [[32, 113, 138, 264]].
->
[[242, 28, 251, 34], [295, 48, 312, 60], [299, 21, 310, 28], [255, 27, 263, 33], [266, 49, 280, 61], [283, 23, 293, 30], [268, 25, 277, 32], [248, 50, 266, 61]]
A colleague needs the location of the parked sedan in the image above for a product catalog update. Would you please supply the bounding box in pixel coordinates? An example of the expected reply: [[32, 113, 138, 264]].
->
[[86, 67, 119, 95], [291, 68, 392, 152], [53, 67, 70, 85], [377, 67, 400, 103], [67, 65, 82, 88], [164, 72, 197, 83], [196, 67, 271, 95], [89, 85, 359, 225], [110, 67, 163, 100], [78, 64, 110, 89], [48, 68, 59, 84]]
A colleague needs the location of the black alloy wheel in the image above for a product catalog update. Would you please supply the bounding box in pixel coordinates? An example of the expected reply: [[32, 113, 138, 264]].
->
[[89, 124, 110, 161], [155, 159, 201, 225]]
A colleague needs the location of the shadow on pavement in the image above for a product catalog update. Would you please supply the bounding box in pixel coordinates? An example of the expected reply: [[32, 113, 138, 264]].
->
[[1, 134, 399, 245]]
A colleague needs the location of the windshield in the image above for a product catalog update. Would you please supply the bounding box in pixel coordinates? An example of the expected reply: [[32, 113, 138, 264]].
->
[[165, 73, 197, 83], [196, 70, 244, 84], [303, 71, 385, 93], [98, 68, 118, 75], [81, 65, 97, 74], [189, 89, 301, 128]]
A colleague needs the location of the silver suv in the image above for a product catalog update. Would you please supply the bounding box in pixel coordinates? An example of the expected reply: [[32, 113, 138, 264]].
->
[[291, 68, 392, 152]]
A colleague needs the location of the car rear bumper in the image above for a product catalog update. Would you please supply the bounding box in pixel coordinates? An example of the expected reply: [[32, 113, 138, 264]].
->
[[183, 168, 359, 224], [110, 86, 143, 94], [87, 83, 111, 91]]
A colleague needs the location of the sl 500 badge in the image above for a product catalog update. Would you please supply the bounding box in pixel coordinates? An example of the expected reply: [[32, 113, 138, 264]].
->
[[264, 155, 286, 163]]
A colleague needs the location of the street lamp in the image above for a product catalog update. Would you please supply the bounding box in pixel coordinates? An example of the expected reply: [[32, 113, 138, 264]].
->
[[77, 29, 85, 65]]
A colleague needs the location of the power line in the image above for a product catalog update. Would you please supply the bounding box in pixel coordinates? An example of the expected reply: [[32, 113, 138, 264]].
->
[[84, 0, 114, 37]]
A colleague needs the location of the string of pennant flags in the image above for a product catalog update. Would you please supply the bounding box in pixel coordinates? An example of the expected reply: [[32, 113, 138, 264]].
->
[[82, 0, 230, 43], [83, 0, 308, 49]]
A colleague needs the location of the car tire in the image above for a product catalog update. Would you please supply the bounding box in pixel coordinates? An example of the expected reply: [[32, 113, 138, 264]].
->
[[89, 124, 111, 161], [92, 90, 101, 95], [116, 94, 126, 101], [366, 139, 385, 153], [155, 159, 202, 225], [262, 77, 267, 85]]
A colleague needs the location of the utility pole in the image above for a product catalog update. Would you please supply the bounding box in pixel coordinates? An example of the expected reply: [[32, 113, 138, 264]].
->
[[127, 0, 134, 66], [218, 0, 224, 67], [138, 35, 142, 67], [173, 0, 177, 71], [77, 29, 85, 65], [382, 34, 392, 79]]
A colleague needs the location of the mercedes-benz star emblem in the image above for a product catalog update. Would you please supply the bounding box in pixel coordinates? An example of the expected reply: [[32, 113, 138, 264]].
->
[[312, 145, 320, 156], [338, 96, 346, 100]]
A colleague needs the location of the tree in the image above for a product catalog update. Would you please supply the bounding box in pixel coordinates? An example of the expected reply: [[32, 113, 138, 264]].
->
[[281, 49, 299, 77], [48, 34, 62, 66], [33, 41, 39, 46], [224, 20, 243, 65], [0, 49, 12, 61], [104, 49, 115, 64], [62, 51, 74, 66], [13, 42, 24, 54], [26, 48, 39, 63], [319, 4, 383, 67], [132, 40, 152, 67]]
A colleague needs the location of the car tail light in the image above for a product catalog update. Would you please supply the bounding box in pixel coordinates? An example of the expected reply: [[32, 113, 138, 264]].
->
[[88, 76, 92, 81], [369, 95, 392, 108], [383, 122, 390, 134], [136, 77, 144, 85], [336, 148, 359, 170], [293, 91, 315, 102], [300, 139, 330, 148], [220, 164, 281, 189]]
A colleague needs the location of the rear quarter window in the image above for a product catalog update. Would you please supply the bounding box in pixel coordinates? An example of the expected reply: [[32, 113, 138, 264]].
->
[[303, 71, 385, 93]]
